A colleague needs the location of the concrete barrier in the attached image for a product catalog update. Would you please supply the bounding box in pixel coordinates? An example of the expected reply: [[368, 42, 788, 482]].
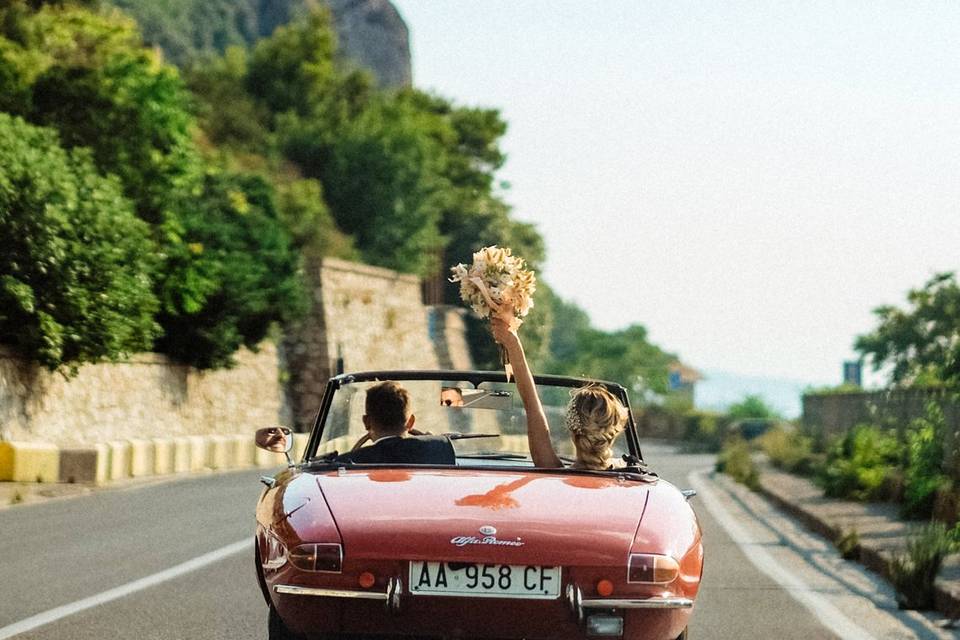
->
[[129, 439, 155, 478], [59, 448, 98, 484], [207, 435, 234, 470], [94, 443, 110, 484], [187, 436, 208, 473], [153, 438, 175, 476], [234, 434, 256, 468], [172, 437, 191, 474], [292, 433, 310, 461], [107, 441, 132, 481], [0, 441, 60, 482], [255, 445, 286, 468], [1, 430, 322, 486]]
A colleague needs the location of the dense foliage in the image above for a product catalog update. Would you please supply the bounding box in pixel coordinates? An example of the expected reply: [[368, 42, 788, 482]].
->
[[0, 0, 679, 391], [154, 171, 306, 369], [817, 424, 901, 501], [0, 113, 158, 370], [0, 2, 304, 370], [902, 404, 951, 519]]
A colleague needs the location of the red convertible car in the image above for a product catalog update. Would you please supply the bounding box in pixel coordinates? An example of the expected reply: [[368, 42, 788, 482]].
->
[[254, 371, 703, 640]]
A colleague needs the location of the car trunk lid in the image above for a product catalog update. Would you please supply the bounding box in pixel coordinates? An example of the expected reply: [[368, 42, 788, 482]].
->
[[314, 468, 652, 566]]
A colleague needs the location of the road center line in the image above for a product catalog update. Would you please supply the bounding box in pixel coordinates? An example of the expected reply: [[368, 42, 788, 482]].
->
[[689, 468, 877, 640], [0, 539, 250, 639]]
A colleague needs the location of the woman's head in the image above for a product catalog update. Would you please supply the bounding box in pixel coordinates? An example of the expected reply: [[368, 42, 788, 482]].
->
[[565, 385, 628, 469]]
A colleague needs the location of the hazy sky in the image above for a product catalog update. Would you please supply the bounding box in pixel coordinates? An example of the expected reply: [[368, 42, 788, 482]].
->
[[391, 0, 960, 385]]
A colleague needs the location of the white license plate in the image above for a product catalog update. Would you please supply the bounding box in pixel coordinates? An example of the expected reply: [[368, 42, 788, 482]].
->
[[409, 562, 561, 599]]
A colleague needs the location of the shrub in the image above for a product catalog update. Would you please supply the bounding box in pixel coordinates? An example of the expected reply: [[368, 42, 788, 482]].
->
[[902, 403, 950, 519], [0, 113, 159, 371], [716, 437, 759, 490], [759, 426, 817, 475], [683, 411, 726, 452], [817, 424, 900, 501], [153, 170, 306, 369], [890, 522, 959, 609]]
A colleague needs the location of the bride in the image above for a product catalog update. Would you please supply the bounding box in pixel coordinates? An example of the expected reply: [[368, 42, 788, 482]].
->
[[491, 317, 628, 470]]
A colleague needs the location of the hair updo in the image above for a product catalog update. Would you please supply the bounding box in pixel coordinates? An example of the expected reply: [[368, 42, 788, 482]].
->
[[564, 385, 628, 470]]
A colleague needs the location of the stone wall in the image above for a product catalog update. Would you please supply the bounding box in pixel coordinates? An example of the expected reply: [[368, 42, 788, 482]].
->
[[0, 344, 281, 446], [803, 389, 960, 480], [286, 258, 474, 431]]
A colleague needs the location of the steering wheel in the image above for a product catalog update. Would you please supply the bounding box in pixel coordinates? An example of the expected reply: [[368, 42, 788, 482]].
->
[[350, 429, 429, 452]]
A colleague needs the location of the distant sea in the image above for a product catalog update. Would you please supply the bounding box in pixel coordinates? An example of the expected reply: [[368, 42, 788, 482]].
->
[[694, 370, 826, 419]]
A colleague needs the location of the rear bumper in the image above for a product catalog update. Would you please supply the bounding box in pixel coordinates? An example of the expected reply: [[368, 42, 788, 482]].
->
[[272, 580, 692, 640]]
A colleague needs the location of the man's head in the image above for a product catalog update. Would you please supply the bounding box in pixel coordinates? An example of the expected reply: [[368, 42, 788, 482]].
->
[[363, 381, 415, 438]]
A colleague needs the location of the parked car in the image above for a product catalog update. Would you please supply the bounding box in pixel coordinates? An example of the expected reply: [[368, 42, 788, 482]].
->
[[254, 371, 703, 640]]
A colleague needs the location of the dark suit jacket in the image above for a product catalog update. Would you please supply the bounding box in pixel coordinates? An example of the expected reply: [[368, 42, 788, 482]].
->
[[336, 435, 456, 465]]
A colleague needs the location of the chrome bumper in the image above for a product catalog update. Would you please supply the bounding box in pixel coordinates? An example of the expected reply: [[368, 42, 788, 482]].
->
[[584, 597, 694, 609], [566, 584, 692, 623], [275, 577, 403, 613]]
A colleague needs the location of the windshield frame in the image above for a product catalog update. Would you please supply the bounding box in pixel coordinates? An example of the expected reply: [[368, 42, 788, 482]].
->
[[302, 370, 644, 467]]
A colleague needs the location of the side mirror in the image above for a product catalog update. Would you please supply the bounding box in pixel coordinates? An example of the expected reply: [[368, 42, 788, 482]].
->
[[255, 426, 293, 454]]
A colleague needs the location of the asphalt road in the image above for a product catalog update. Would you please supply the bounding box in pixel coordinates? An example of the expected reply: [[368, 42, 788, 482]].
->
[[0, 444, 953, 639]]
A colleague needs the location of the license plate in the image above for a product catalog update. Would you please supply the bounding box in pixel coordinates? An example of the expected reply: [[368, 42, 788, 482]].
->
[[409, 562, 561, 599]]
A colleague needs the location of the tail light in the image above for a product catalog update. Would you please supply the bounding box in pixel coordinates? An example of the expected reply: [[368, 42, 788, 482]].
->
[[289, 543, 343, 573], [627, 553, 679, 584]]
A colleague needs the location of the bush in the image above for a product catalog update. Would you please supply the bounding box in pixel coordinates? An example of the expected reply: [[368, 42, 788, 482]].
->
[[716, 437, 759, 489], [817, 424, 900, 501], [683, 411, 726, 452], [0, 113, 159, 371], [902, 403, 951, 519], [154, 171, 306, 369], [890, 523, 959, 610], [759, 426, 817, 475]]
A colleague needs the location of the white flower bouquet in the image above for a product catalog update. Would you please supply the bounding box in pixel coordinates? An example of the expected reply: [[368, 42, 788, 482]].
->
[[450, 246, 537, 376]]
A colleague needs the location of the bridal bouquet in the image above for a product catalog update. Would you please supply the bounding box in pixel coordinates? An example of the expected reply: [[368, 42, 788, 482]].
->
[[450, 246, 536, 377], [450, 245, 537, 327]]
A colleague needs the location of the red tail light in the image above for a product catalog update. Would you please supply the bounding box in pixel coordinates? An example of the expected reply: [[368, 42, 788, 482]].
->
[[289, 543, 343, 573], [627, 554, 679, 584]]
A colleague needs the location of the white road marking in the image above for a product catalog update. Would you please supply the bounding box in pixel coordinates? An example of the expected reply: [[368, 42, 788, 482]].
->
[[0, 539, 250, 639], [689, 468, 878, 640]]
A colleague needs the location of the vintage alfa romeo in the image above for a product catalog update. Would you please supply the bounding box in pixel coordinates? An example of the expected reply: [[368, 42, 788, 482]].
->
[[254, 371, 703, 640]]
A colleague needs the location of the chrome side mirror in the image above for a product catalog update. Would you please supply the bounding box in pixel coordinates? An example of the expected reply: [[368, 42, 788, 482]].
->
[[256, 426, 293, 465], [681, 489, 697, 501]]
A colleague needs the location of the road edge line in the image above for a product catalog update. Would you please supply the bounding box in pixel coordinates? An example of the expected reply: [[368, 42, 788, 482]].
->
[[0, 539, 250, 639], [689, 468, 877, 640]]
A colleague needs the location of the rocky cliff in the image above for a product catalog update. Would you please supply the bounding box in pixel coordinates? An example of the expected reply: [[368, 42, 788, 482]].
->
[[112, 0, 411, 88]]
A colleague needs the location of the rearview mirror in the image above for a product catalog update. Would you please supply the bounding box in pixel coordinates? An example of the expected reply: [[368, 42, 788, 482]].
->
[[255, 426, 292, 453], [440, 387, 512, 410]]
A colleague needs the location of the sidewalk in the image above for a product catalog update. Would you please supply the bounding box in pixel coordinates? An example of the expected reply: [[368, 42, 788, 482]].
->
[[755, 461, 960, 621]]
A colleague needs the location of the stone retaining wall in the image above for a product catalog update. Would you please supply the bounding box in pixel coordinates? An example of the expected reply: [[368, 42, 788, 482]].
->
[[0, 343, 282, 446], [803, 389, 960, 481], [285, 258, 471, 431]]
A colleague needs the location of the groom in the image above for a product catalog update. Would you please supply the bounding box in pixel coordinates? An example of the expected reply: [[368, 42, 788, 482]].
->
[[335, 381, 456, 465]]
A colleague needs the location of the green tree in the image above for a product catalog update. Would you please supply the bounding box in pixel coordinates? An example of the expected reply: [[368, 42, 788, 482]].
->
[[274, 177, 357, 260], [553, 323, 675, 399], [0, 4, 202, 223], [0, 113, 159, 371], [855, 272, 960, 389], [727, 394, 780, 420], [316, 94, 447, 275], [154, 170, 306, 369], [184, 46, 272, 152]]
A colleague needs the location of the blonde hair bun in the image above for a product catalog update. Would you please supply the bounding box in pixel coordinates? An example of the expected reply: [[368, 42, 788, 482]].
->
[[565, 385, 628, 469]]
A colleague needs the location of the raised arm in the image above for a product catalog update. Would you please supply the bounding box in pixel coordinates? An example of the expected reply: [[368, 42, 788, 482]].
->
[[491, 317, 563, 468]]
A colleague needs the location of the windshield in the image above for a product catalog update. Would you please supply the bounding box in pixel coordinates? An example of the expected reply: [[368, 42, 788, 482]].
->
[[311, 378, 631, 466]]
